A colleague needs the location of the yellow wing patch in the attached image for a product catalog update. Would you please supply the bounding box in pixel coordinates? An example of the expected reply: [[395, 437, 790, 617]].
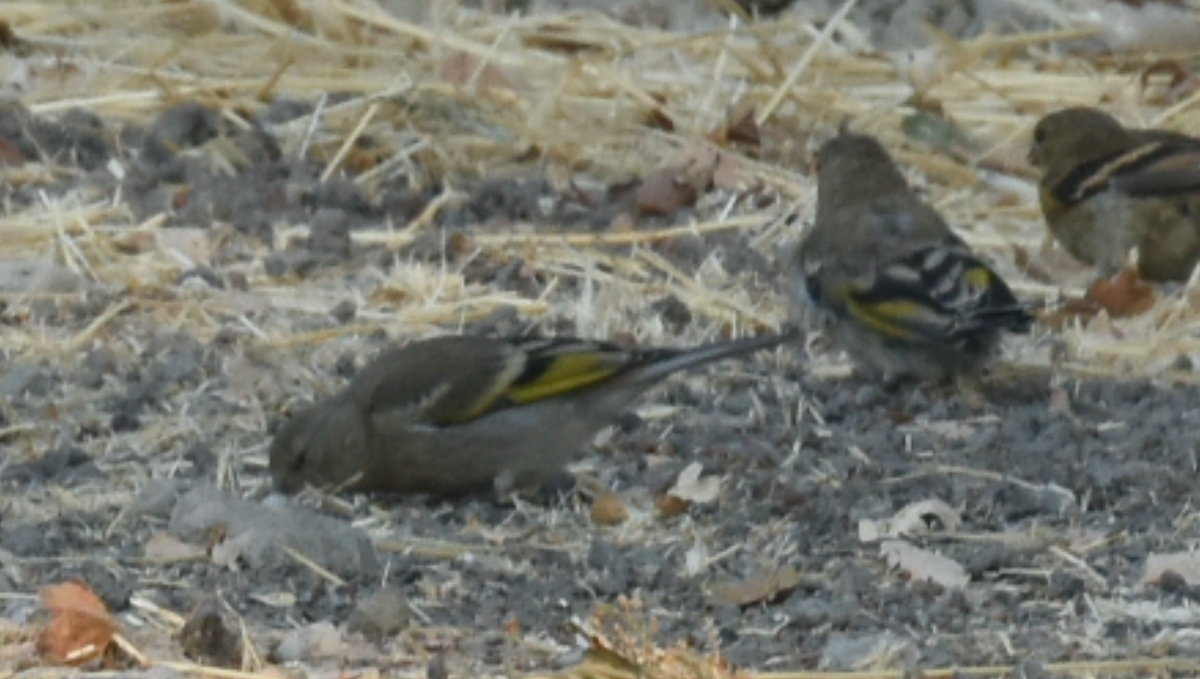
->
[[506, 353, 623, 404], [845, 296, 921, 340], [963, 266, 992, 290]]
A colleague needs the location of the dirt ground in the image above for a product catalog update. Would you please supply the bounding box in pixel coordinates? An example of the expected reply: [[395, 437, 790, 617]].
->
[[3, 1, 1200, 678]]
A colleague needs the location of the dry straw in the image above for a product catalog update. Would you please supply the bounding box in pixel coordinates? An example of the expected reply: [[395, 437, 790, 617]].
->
[[1, 0, 1198, 380], [2, 5, 1200, 678]]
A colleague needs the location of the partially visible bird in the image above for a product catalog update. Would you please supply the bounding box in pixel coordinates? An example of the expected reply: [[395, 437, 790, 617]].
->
[[1029, 106, 1200, 282], [269, 332, 791, 498], [790, 130, 1032, 384]]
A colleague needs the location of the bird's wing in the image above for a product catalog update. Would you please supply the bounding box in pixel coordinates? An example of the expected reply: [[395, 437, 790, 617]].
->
[[836, 240, 1032, 348], [356, 333, 789, 427], [1055, 139, 1200, 203], [1109, 143, 1200, 197], [356, 336, 648, 426]]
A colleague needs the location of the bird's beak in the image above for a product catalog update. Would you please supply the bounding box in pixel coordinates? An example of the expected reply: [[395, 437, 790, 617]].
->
[[1027, 145, 1041, 166]]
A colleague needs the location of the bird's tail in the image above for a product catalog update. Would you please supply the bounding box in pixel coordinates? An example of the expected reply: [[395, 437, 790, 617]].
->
[[973, 304, 1034, 331], [625, 330, 797, 384]]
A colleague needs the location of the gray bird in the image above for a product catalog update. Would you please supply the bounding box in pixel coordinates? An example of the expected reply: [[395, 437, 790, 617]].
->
[[789, 130, 1031, 383]]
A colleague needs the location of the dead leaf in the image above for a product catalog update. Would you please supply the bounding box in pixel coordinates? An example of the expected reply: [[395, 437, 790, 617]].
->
[[586, 599, 753, 679], [655, 494, 688, 519], [591, 492, 629, 526], [36, 580, 117, 665], [881, 539, 969, 589], [859, 498, 961, 542], [1086, 267, 1156, 317], [709, 106, 760, 147], [709, 566, 801, 607], [1143, 552, 1200, 586], [635, 152, 717, 217], [667, 462, 721, 504], [634, 166, 698, 217], [711, 153, 748, 192], [143, 532, 206, 564], [158, 227, 212, 267]]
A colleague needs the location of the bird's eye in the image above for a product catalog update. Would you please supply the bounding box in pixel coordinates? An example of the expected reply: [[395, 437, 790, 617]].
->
[[1033, 127, 1046, 145]]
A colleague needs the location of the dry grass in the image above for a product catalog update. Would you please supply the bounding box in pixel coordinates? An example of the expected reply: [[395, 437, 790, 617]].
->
[[3, 2, 1200, 676], [0, 0, 1198, 381]]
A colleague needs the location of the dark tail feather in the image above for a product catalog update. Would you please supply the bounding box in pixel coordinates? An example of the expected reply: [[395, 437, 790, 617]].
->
[[629, 331, 797, 384], [973, 303, 1035, 333]]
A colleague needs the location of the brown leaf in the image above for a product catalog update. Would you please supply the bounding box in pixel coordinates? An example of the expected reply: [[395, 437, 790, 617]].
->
[[635, 153, 716, 217], [655, 494, 688, 519], [709, 106, 760, 147], [711, 153, 746, 192], [635, 166, 698, 217], [37, 580, 116, 665], [1086, 267, 1156, 317], [591, 492, 629, 526], [709, 566, 801, 607]]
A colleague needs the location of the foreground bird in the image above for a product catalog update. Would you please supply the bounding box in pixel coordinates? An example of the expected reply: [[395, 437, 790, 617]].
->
[[270, 332, 791, 498], [1029, 106, 1200, 282], [790, 130, 1032, 383]]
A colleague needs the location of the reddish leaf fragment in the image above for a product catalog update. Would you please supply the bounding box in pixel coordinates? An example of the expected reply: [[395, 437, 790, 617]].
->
[[1086, 267, 1156, 317], [36, 580, 116, 666], [709, 106, 760, 147], [635, 154, 716, 217]]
